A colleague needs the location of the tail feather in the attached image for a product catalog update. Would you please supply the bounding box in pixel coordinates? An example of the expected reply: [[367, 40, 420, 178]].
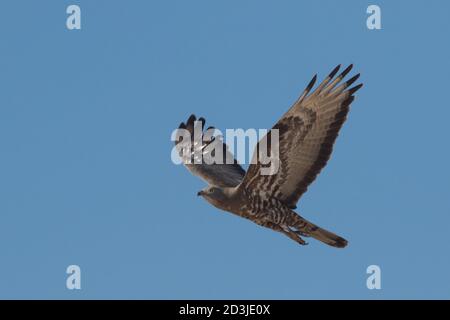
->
[[292, 215, 348, 248], [309, 225, 348, 248]]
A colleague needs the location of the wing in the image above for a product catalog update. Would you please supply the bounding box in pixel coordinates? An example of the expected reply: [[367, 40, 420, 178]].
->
[[240, 64, 363, 208], [175, 114, 246, 187]]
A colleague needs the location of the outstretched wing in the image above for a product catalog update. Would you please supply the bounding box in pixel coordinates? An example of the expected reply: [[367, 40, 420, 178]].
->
[[240, 65, 363, 208], [175, 114, 246, 187]]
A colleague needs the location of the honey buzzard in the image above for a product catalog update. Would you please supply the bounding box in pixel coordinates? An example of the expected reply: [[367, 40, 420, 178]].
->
[[175, 65, 362, 248]]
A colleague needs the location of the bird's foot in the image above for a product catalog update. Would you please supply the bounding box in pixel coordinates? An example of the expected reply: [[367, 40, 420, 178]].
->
[[293, 230, 310, 238], [296, 236, 308, 246], [288, 231, 308, 245]]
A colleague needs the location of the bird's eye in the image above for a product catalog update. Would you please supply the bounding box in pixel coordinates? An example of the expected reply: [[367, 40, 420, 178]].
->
[[209, 189, 215, 193]]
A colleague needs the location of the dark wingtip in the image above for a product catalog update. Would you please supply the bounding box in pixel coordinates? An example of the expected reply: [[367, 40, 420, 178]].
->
[[186, 114, 196, 131], [179, 122, 186, 129], [306, 74, 317, 92], [328, 64, 341, 79], [187, 114, 196, 124], [345, 73, 360, 87], [340, 64, 353, 79], [348, 83, 363, 95], [195, 117, 205, 131], [198, 117, 205, 125]]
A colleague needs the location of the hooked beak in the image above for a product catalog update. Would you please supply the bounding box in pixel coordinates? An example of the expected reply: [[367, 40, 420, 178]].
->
[[197, 191, 204, 196]]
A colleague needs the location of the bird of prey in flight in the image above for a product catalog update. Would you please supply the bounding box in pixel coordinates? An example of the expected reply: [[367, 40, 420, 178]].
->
[[175, 65, 362, 248]]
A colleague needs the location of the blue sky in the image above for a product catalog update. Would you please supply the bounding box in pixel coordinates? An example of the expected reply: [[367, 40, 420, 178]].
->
[[0, 0, 449, 299]]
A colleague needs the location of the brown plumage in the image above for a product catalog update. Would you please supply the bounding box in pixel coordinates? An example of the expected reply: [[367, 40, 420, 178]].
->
[[175, 65, 362, 248]]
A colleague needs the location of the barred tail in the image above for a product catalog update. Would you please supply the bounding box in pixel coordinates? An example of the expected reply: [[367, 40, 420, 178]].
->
[[292, 215, 348, 248]]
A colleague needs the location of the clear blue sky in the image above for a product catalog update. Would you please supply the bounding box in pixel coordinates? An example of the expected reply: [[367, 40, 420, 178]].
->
[[0, 0, 449, 299]]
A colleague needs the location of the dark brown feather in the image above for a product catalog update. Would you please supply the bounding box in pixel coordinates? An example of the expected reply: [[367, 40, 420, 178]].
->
[[239, 65, 362, 209]]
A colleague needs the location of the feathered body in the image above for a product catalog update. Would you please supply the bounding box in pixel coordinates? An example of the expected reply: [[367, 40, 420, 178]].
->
[[175, 65, 362, 248]]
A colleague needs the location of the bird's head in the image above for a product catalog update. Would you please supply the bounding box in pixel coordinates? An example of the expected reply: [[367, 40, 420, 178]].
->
[[197, 186, 230, 209]]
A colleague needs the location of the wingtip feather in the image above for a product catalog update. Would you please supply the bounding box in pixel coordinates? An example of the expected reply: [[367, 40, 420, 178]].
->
[[348, 83, 363, 95], [328, 64, 341, 79]]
